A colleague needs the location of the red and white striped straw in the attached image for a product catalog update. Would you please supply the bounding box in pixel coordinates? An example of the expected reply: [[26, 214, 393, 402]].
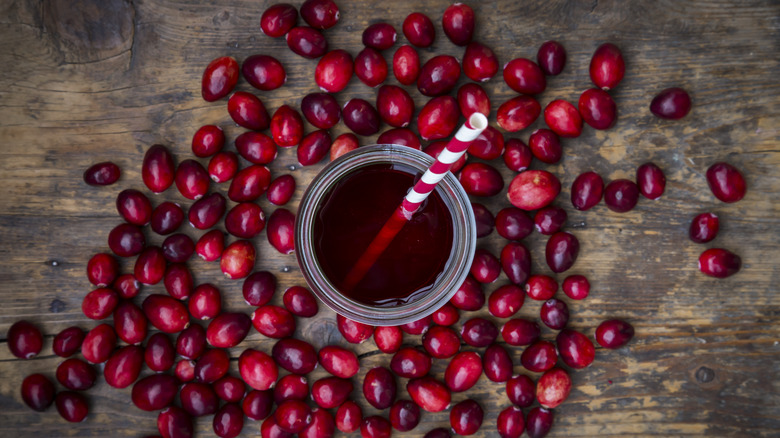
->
[[342, 112, 489, 292]]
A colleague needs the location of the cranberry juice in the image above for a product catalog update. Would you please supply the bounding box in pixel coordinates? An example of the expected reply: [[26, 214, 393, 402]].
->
[[312, 163, 454, 307]]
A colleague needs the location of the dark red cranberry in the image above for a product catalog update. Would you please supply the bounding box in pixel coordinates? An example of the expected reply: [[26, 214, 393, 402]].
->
[[450, 275, 485, 311], [526, 407, 554, 438], [271, 105, 304, 147], [506, 374, 535, 407], [650, 87, 692, 119], [53, 326, 84, 358], [376, 85, 413, 128], [275, 399, 313, 433], [470, 249, 501, 283], [450, 399, 484, 435], [488, 284, 525, 318], [275, 374, 309, 403], [267, 175, 295, 206], [636, 162, 666, 200], [113, 274, 141, 299], [261, 4, 298, 37], [214, 403, 244, 438], [300, 0, 340, 30], [354, 47, 388, 88], [176, 324, 207, 359], [468, 125, 505, 160], [132, 373, 178, 411], [55, 391, 89, 423], [192, 125, 225, 158], [407, 377, 451, 412], [202, 56, 239, 102], [163, 263, 194, 302], [318, 345, 359, 378], [503, 58, 546, 95], [311, 376, 353, 409], [21, 373, 56, 411], [297, 130, 332, 166], [362, 22, 397, 50], [286, 26, 328, 59], [463, 41, 499, 82], [471, 202, 494, 238], [699, 248, 741, 278], [562, 275, 590, 300], [117, 189, 152, 226], [267, 208, 296, 255], [261, 415, 294, 438], [507, 170, 561, 211], [604, 179, 640, 212], [227, 92, 270, 131], [342, 98, 380, 136], [579, 88, 618, 130], [422, 325, 460, 359], [84, 161, 120, 186], [272, 338, 318, 374], [706, 162, 746, 203], [537, 40, 566, 75], [243, 389, 274, 420], [380, 127, 422, 150], [56, 357, 97, 391], [595, 319, 635, 348], [483, 343, 513, 382], [392, 44, 420, 85], [243, 54, 287, 91], [363, 367, 397, 409], [208, 151, 239, 183], [195, 229, 225, 261], [556, 329, 595, 369], [442, 3, 475, 46], [283, 285, 319, 317], [242, 271, 276, 307], [402, 12, 435, 47], [417, 95, 459, 141], [503, 138, 533, 172], [525, 275, 558, 301], [390, 347, 432, 378], [590, 43, 625, 90], [143, 294, 189, 333], [497, 405, 525, 438], [495, 207, 534, 241], [337, 314, 374, 343], [162, 233, 195, 263], [690, 212, 719, 243], [301, 407, 335, 438], [417, 55, 461, 97], [180, 382, 218, 417], [461, 317, 499, 347], [520, 340, 558, 373], [545, 231, 579, 273], [457, 82, 490, 118], [301, 92, 341, 129], [81, 323, 116, 364], [207, 312, 251, 348], [571, 171, 604, 210], [424, 428, 453, 438], [113, 300, 147, 345], [145, 332, 175, 372], [389, 399, 421, 432], [459, 162, 504, 197], [528, 128, 562, 164], [444, 351, 482, 392], [236, 132, 277, 165], [151, 202, 184, 235], [361, 416, 392, 438], [82, 287, 119, 320], [229, 164, 271, 202], [500, 241, 532, 285], [400, 315, 432, 335], [534, 206, 567, 236], [214, 375, 246, 403], [336, 401, 363, 433]]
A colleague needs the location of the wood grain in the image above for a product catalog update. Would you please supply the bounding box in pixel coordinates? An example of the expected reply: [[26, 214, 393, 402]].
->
[[1, 0, 779, 436]]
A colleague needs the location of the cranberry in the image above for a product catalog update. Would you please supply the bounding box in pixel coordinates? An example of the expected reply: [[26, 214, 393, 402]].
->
[[579, 88, 618, 130], [497, 95, 541, 132], [424, 428, 453, 438], [488, 284, 525, 318], [361, 416, 392, 438], [699, 248, 742, 278], [83, 161, 120, 186], [300, 0, 339, 30], [337, 314, 374, 343], [363, 367, 397, 409], [520, 340, 558, 372], [207, 312, 251, 348], [470, 248, 501, 283], [407, 376, 451, 412], [143, 294, 188, 334], [267, 208, 296, 254], [273, 338, 318, 374], [82, 287, 119, 320], [503, 138, 533, 172], [214, 403, 245, 438], [442, 3, 475, 46], [376, 85, 414, 127], [336, 401, 363, 433], [557, 329, 595, 369], [151, 202, 184, 235], [283, 285, 318, 317], [525, 275, 558, 301], [528, 128, 562, 164], [354, 47, 388, 88], [636, 162, 666, 199], [450, 399, 484, 435], [604, 179, 640, 212], [286, 26, 328, 58], [536, 367, 572, 409], [590, 43, 625, 90], [21, 373, 55, 412], [162, 234, 195, 263], [175, 359, 196, 383], [53, 326, 84, 358], [234, 132, 277, 164], [650, 87, 692, 119], [275, 374, 310, 403], [534, 206, 567, 235], [506, 374, 535, 407], [208, 152, 239, 183], [497, 405, 525, 438], [390, 347, 432, 378], [403, 12, 435, 47], [417, 95, 459, 140], [503, 58, 546, 95], [459, 162, 505, 197], [545, 231, 580, 273], [297, 129, 332, 166], [301, 92, 341, 129], [495, 207, 534, 240], [202, 56, 239, 102], [507, 170, 561, 211], [562, 274, 590, 300], [196, 348, 231, 384], [262, 415, 294, 438], [318, 345, 359, 378], [113, 273, 141, 299], [331, 133, 360, 160], [468, 125, 505, 160], [380, 128, 422, 150], [113, 300, 147, 345], [228, 91, 271, 131], [261, 4, 298, 38], [342, 98, 380, 136], [214, 375, 246, 403], [537, 40, 566, 75], [117, 189, 152, 226], [362, 22, 397, 50], [483, 343, 514, 382], [450, 276, 485, 310], [417, 55, 461, 97], [500, 241, 532, 285], [312, 377, 353, 409], [275, 399, 313, 433], [301, 407, 335, 438], [243, 389, 274, 421], [544, 99, 583, 137], [422, 325, 461, 359], [690, 212, 719, 243], [81, 323, 116, 364], [220, 240, 256, 279], [471, 202, 494, 238], [463, 41, 499, 82], [132, 373, 178, 411], [195, 229, 225, 261], [445, 351, 482, 392], [374, 326, 403, 353], [243, 54, 287, 91], [315, 50, 353, 92], [400, 315, 432, 335], [239, 348, 278, 390], [389, 399, 421, 432], [252, 304, 296, 339], [271, 105, 304, 147], [145, 332, 175, 372], [55, 391, 89, 423], [392, 44, 420, 85], [142, 144, 175, 193], [225, 202, 266, 239], [571, 171, 604, 210], [461, 317, 498, 347], [191, 125, 224, 158], [706, 162, 746, 203], [56, 357, 97, 391], [457, 82, 491, 118], [595, 319, 635, 348], [180, 382, 218, 417]]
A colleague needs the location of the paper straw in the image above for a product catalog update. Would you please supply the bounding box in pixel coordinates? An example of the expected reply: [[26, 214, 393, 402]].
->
[[342, 112, 489, 292]]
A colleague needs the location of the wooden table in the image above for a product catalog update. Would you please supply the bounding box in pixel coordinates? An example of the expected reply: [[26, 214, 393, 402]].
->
[[1, 0, 778, 436]]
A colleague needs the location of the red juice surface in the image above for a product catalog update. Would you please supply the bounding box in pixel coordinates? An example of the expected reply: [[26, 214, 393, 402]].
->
[[312, 163, 454, 307]]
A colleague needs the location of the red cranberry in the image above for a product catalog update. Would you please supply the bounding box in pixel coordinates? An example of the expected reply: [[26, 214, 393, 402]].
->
[[262, 415, 294, 438], [186, 284, 220, 321], [690, 212, 719, 243], [461, 317, 498, 347], [227, 91, 271, 131], [207, 312, 251, 348], [571, 171, 604, 210], [488, 284, 525, 318], [53, 326, 84, 358], [55, 391, 89, 423], [331, 133, 360, 160], [390, 347, 432, 378], [180, 382, 218, 416], [21, 373, 55, 412], [342, 98, 380, 136], [545, 231, 580, 273], [243, 54, 287, 91], [422, 325, 460, 359], [354, 47, 388, 88], [506, 374, 535, 407], [520, 340, 558, 373], [468, 125, 505, 160], [471, 202, 494, 238], [275, 399, 313, 433], [459, 162, 504, 197], [362, 22, 397, 50], [407, 377, 451, 412], [503, 58, 546, 94], [507, 170, 561, 211], [132, 373, 178, 411], [417, 55, 461, 97], [536, 367, 571, 408], [445, 351, 482, 392], [497, 95, 541, 132], [275, 374, 309, 403], [267, 208, 296, 254], [81, 323, 116, 364], [537, 40, 566, 75], [243, 389, 274, 421], [595, 319, 635, 348], [336, 401, 363, 433], [363, 366, 397, 409], [557, 329, 595, 369], [195, 229, 225, 261], [634, 163, 666, 200], [286, 26, 328, 59], [225, 202, 266, 239], [361, 416, 392, 438], [113, 273, 141, 299], [337, 314, 374, 343], [56, 357, 97, 391], [500, 241, 532, 285], [544, 99, 583, 137], [272, 338, 318, 374], [301, 92, 341, 129], [82, 287, 119, 320], [380, 127, 422, 150], [214, 403, 244, 438], [374, 325, 403, 353], [117, 189, 152, 226], [297, 130, 332, 166], [650, 87, 692, 119], [83, 161, 120, 186], [526, 407, 554, 438], [470, 248, 501, 283], [300, 0, 339, 30], [590, 43, 625, 90], [483, 343, 514, 382], [145, 332, 175, 372], [191, 125, 224, 158], [534, 206, 567, 235], [143, 294, 189, 333], [202, 56, 239, 102], [528, 128, 562, 164], [208, 152, 239, 183], [562, 274, 590, 300], [252, 304, 296, 339], [579, 88, 618, 130], [388, 399, 421, 432], [301, 407, 335, 438], [271, 105, 304, 147], [239, 348, 278, 390], [392, 44, 420, 85], [699, 248, 742, 278], [442, 3, 475, 46], [417, 95, 459, 140], [315, 50, 353, 93], [403, 12, 435, 47], [525, 275, 558, 301], [312, 377, 353, 409], [142, 144, 175, 193], [214, 375, 246, 403], [604, 179, 640, 212], [151, 202, 184, 235], [497, 405, 525, 438], [503, 138, 533, 172], [196, 348, 231, 384], [450, 399, 484, 435], [174, 360, 196, 383], [495, 207, 534, 240], [162, 234, 195, 263], [450, 276, 485, 311], [220, 240, 256, 279], [457, 83, 490, 118], [318, 345, 359, 378], [279, 287, 316, 319], [376, 85, 414, 127], [400, 315, 432, 335], [242, 271, 276, 307], [261, 4, 298, 38], [113, 300, 148, 345], [463, 41, 499, 82], [706, 162, 746, 203]]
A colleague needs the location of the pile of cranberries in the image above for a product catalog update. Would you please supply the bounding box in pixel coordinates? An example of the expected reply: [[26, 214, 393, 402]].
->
[[9, 1, 749, 437]]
